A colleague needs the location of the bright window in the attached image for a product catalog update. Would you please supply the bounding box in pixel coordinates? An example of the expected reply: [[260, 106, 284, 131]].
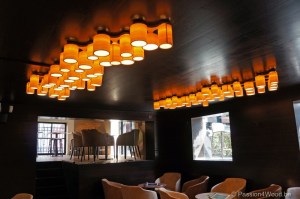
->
[[191, 112, 233, 161]]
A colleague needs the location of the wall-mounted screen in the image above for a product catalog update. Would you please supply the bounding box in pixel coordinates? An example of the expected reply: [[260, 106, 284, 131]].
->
[[191, 112, 232, 161]]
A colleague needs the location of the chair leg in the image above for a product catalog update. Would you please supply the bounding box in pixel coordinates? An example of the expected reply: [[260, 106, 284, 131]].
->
[[105, 145, 108, 160], [81, 147, 85, 162], [70, 148, 74, 160], [136, 145, 141, 158]]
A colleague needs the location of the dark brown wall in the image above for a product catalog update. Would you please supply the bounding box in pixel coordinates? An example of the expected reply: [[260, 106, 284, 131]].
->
[[156, 85, 300, 192]]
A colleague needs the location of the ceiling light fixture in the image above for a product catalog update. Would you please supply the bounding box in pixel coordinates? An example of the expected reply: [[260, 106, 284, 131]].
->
[[153, 69, 279, 110], [26, 15, 172, 101]]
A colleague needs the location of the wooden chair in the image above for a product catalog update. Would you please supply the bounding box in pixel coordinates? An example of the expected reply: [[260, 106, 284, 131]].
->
[[244, 184, 282, 199], [11, 193, 33, 199], [121, 184, 158, 199], [158, 188, 189, 199], [286, 187, 300, 199], [101, 178, 123, 199], [181, 175, 209, 199], [155, 172, 181, 192], [211, 177, 246, 198]]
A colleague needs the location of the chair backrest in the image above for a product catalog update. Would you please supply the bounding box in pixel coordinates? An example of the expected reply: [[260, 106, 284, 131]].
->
[[116, 129, 139, 146], [182, 175, 209, 199], [245, 184, 282, 199], [101, 178, 123, 199], [72, 132, 83, 147], [286, 187, 300, 199], [81, 129, 110, 146], [158, 188, 189, 199], [155, 172, 181, 192], [211, 178, 246, 195], [121, 184, 158, 199], [11, 193, 33, 199]]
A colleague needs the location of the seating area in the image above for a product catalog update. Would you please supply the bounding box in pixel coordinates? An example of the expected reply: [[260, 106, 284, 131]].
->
[[101, 176, 300, 199]]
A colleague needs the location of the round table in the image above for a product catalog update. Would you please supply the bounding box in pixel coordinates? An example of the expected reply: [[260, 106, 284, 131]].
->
[[138, 182, 166, 190], [195, 192, 230, 199]]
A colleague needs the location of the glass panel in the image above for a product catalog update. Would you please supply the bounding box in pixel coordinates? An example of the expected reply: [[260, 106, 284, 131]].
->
[[191, 112, 232, 161]]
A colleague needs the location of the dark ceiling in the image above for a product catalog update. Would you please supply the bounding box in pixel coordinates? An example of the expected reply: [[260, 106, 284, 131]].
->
[[0, 0, 300, 111]]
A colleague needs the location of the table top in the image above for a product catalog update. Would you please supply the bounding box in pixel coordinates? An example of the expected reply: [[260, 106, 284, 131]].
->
[[138, 182, 166, 189], [195, 192, 230, 199]]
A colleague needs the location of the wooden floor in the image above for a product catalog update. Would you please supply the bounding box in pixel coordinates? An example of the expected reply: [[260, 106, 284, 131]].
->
[[36, 154, 142, 164]]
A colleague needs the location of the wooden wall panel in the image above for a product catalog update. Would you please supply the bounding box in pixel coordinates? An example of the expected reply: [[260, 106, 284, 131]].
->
[[156, 85, 300, 192]]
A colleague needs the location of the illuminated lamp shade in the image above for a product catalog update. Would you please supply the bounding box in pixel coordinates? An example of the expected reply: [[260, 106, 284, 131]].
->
[[86, 68, 96, 78], [98, 55, 112, 67], [62, 73, 73, 83], [222, 84, 231, 94], [201, 87, 210, 96], [202, 100, 209, 107], [60, 53, 71, 72], [235, 89, 244, 97], [91, 76, 103, 87], [57, 95, 66, 101], [68, 70, 80, 81], [158, 23, 173, 49], [186, 102, 192, 107], [61, 88, 70, 98], [48, 75, 57, 87], [63, 44, 78, 64], [196, 92, 203, 102], [26, 82, 35, 94], [153, 101, 160, 110], [207, 94, 215, 102], [30, 74, 39, 89], [41, 74, 51, 88], [169, 103, 177, 109], [172, 96, 178, 105], [192, 100, 199, 106], [80, 71, 90, 81], [189, 94, 196, 102], [244, 81, 254, 91], [49, 87, 59, 98], [268, 83, 278, 91], [165, 98, 172, 106], [110, 44, 122, 65], [78, 51, 93, 70], [219, 94, 225, 101], [120, 34, 132, 57], [49, 65, 62, 77], [93, 34, 111, 57], [246, 89, 255, 96], [257, 87, 266, 93], [255, 75, 266, 88], [181, 96, 187, 105], [121, 57, 135, 65], [87, 80, 96, 91], [74, 62, 84, 73], [77, 79, 85, 90], [233, 81, 242, 92], [227, 89, 235, 98], [211, 84, 219, 96], [176, 98, 183, 107], [159, 99, 166, 107], [93, 64, 104, 76], [130, 22, 147, 47], [132, 47, 144, 61], [143, 33, 158, 51], [86, 44, 98, 60], [268, 71, 278, 86], [69, 82, 77, 90]]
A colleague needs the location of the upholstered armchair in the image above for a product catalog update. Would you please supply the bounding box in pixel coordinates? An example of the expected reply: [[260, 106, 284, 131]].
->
[[211, 178, 246, 198], [116, 129, 141, 160], [11, 193, 33, 199], [102, 178, 123, 199], [155, 172, 181, 192], [181, 175, 209, 199], [81, 129, 115, 161], [121, 184, 158, 199], [158, 188, 189, 199], [243, 184, 282, 199]]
